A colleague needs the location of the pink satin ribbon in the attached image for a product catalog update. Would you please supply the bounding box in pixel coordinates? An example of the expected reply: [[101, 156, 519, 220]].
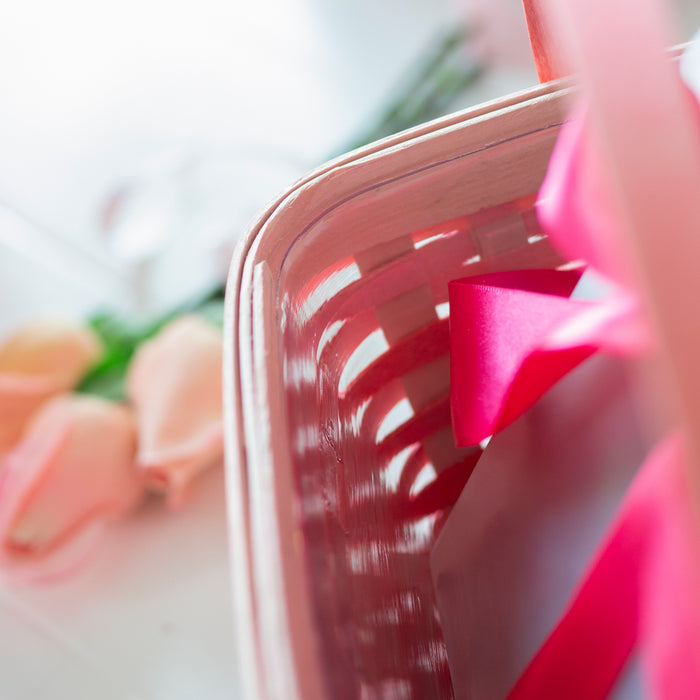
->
[[506, 434, 700, 700], [449, 251, 700, 700], [449, 269, 649, 446], [447, 1, 700, 696]]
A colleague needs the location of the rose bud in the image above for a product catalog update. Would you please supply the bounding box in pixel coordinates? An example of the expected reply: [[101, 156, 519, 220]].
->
[[0, 320, 102, 456], [127, 315, 223, 507], [0, 394, 143, 582]]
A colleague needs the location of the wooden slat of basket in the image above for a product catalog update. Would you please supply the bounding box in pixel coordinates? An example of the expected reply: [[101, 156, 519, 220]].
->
[[355, 233, 450, 471], [245, 260, 327, 700]]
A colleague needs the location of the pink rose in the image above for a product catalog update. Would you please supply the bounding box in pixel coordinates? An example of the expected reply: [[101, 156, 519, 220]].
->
[[127, 315, 223, 507], [0, 320, 102, 456], [0, 394, 143, 582]]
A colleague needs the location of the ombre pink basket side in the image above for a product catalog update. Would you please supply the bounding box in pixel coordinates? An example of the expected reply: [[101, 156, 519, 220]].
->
[[223, 79, 575, 700]]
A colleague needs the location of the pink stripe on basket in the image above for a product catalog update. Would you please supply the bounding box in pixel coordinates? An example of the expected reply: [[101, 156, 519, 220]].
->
[[402, 453, 482, 521], [343, 320, 450, 405]]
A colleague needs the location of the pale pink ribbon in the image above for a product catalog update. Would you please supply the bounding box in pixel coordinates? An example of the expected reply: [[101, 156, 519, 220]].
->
[[448, 0, 700, 697]]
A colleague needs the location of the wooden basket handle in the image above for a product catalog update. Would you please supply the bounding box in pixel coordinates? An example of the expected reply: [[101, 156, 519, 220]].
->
[[522, 0, 565, 82]]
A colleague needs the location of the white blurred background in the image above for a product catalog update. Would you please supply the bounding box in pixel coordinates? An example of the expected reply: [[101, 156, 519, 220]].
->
[[1, 0, 697, 325], [0, 0, 533, 329]]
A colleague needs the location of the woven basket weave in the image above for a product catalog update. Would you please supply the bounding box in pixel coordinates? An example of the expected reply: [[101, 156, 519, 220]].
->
[[223, 78, 573, 700]]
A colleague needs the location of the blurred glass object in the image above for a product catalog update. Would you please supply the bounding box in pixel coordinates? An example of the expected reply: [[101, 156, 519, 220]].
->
[[449, 0, 535, 67], [99, 148, 308, 313], [0, 203, 127, 336]]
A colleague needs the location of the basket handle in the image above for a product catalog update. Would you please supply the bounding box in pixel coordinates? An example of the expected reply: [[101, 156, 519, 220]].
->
[[521, 0, 566, 83]]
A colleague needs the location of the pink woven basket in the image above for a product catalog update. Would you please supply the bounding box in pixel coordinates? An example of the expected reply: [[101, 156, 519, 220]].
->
[[223, 77, 577, 700]]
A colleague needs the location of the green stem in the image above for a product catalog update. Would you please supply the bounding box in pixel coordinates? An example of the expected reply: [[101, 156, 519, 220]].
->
[[340, 24, 483, 154], [76, 284, 225, 402]]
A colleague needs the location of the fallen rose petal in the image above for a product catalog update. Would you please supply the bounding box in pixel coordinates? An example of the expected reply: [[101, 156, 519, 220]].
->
[[0, 320, 102, 456], [0, 394, 143, 582], [127, 314, 223, 507]]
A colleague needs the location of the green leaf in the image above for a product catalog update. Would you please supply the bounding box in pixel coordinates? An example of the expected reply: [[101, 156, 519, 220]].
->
[[76, 284, 225, 401]]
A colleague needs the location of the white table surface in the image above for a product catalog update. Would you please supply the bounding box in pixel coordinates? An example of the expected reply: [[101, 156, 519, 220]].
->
[[1, 469, 235, 700], [0, 0, 469, 312]]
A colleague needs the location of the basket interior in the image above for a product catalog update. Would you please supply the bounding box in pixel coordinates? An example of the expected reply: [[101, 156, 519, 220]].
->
[[271, 118, 568, 698]]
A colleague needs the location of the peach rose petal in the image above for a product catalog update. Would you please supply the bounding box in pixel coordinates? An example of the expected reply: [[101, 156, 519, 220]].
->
[[0, 394, 143, 583], [0, 320, 102, 456], [127, 315, 223, 507]]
